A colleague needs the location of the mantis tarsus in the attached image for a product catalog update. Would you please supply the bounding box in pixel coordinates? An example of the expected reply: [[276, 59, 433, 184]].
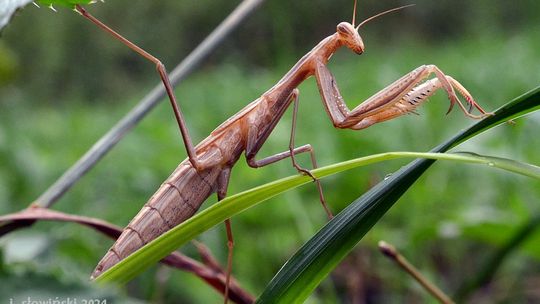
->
[[77, 1, 490, 302]]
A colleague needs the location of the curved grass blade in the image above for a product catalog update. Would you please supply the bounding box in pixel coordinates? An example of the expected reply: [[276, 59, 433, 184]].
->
[[94, 151, 540, 284], [256, 85, 540, 303]]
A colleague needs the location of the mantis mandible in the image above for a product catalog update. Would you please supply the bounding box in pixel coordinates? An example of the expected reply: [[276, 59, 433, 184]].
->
[[79, 1, 490, 301]]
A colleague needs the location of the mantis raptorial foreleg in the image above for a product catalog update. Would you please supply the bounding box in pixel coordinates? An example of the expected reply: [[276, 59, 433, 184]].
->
[[315, 63, 490, 130]]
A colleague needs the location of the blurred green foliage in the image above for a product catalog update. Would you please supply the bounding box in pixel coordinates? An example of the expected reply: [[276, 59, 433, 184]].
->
[[0, 0, 540, 303]]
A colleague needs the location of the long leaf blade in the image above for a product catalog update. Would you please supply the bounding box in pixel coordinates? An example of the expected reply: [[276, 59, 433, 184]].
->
[[95, 150, 540, 284], [256, 86, 540, 303]]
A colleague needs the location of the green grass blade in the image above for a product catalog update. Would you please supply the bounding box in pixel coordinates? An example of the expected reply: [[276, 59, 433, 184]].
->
[[256, 86, 540, 303], [94, 151, 540, 285]]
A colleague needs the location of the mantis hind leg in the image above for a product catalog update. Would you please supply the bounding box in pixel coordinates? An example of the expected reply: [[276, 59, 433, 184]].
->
[[76, 5, 204, 170], [216, 167, 234, 304]]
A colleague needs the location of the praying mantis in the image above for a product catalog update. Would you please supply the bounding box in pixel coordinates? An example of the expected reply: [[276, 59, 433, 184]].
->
[[71, 0, 490, 302]]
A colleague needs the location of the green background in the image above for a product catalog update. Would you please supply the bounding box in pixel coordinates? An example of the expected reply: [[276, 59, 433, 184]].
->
[[1, 0, 540, 302]]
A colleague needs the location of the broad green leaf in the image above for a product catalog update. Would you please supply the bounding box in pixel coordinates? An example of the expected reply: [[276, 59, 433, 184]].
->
[[256, 85, 540, 303]]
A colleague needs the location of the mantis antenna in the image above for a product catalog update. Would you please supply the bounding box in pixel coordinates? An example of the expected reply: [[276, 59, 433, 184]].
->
[[356, 4, 415, 30], [352, 0, 358, 27]]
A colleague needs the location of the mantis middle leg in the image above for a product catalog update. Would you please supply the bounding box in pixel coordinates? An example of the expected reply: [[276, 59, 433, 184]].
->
[[245, 89, 333, 219]]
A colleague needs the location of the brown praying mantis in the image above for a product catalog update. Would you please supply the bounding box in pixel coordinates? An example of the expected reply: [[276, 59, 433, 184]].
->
[[77, 0, 490, 301]]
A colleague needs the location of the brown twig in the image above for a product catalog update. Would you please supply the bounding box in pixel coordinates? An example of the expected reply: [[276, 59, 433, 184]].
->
[[378, 240, 455, 304], [0, 207, 254, 304]]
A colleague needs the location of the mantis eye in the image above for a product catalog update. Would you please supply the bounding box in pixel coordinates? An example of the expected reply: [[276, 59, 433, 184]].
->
[[336, 22, 353, 36]]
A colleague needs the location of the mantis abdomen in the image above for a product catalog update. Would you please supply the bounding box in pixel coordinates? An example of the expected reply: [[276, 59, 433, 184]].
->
[[91, 159, 222, 278]]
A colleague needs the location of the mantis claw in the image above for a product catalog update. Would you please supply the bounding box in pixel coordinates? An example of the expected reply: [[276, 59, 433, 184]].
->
[[295, 165, 317, 182], [468, 99, 474, 113], [445, 100, 456, 115]]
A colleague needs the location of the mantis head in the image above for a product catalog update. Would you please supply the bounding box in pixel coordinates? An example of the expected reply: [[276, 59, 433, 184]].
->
[[338, 2, 415, 55], [337, 22, 365, 54]]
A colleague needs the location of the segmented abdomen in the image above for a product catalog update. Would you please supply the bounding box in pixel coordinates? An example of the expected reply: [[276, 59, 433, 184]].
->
[[91, 159, 221, 278]]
